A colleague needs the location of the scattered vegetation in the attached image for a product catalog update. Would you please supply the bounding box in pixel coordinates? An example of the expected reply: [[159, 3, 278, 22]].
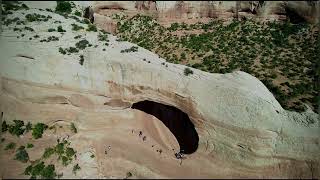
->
[[27, 143, 34, 148], [2, 121, 8, 132], [40, 36, 59, 42], [74, 35, 82, 39], [184, 67, 194, 76], [14, 146, 29, 163], [24, 161, 57, 179], [8, 120, 25, 137], [5, 142, 16, 150], [57, 25, 66, 32], [72, 164, 81, 175], [74, 10, 81, 17], [55, 1, 72, 14], [48, 28, 56, 32], [115, 14, 319, 112], [120, 46, 138, 53], [32, 123, 48, 139], [87, 24, 97, 32], [79, 55, 84, 66], [71, 23, 84, 31], [75, 39, 90, 50], [25, 13, 52, 22]]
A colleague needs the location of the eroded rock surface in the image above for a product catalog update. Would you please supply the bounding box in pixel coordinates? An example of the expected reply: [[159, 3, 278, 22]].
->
[[92, 1, 320, 33], [0, 2, 319, 179]]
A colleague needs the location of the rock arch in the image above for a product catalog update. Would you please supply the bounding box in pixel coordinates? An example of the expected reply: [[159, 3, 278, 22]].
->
[[131, 100, 199, 154]]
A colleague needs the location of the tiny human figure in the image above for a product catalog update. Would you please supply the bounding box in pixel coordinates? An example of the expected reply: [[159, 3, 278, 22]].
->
[[108, 146, 111, 150], [139, 131, 142, 137], [132, 130, 134, 134], [105, 150, 108, 155], [142, 136, 146, 141], [175, 151, 186, 166]]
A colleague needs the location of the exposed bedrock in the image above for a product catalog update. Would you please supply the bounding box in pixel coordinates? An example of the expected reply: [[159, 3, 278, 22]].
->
[[92, 1, 320, 33], [0, 6, 319, 177]]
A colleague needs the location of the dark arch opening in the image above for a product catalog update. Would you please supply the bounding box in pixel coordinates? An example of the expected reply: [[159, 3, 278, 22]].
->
[[131, 100, 199, 154]]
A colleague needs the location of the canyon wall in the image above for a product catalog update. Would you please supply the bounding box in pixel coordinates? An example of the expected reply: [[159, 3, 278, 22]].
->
[[92, 1, 320, 33]]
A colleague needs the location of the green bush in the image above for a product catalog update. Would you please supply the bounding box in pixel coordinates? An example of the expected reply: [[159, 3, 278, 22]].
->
[[74, 10, 81, 17], [2, 121, 8, 132], [57, 25, 66, 32], [72, 164, 81, 175], [41, 164, 57, 179], [14, 146, 29, 163], [71, 23, 84, 31], [87, 24, 97, 32], [59, 47, 67, 55], [70, 122, 78, 133], [120, 46, 138, 53], [184, 67, 193, 76], [24, 161, 56, 179], [27, 143, 34, 148], [55, 1, 72, 14], [8, 120, 25, 137], [75, 39, 89, 50], [42, 147, 55, 159], [5, 142, 16, 150], [48, 28, 56, 32], [74, 35, 82, 39], [25, 122, 32, 132], [32, 123, 48, 139]]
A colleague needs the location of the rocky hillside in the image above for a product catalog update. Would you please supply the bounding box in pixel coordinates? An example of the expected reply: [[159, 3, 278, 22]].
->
[[93, 1, 320, 26], [0, 1, 319, 179]]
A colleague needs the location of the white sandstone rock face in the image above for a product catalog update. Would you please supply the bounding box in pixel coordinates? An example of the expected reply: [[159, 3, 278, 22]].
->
[[0, 3, 319, 179]]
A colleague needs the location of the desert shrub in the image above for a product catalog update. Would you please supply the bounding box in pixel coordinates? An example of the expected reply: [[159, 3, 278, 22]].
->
[[87, 24, 97, 32], [25, 13, 51, 22], [14, 146, 29, 163], [2, 121, 8, 132], [120, 46, 138, 53], [55, 1, 72, 14], [74, 10, 81, 17], [8, 120, 25, 137], [42, 147, 55, 159], [57, 25, 66, 32], [81, 19, 90, 24], [24, 26, 34, 32], [59, 47, 67, 55], [74, 35, 82, 39], [79, 55, 84, 66], [1, 138, 5, 143], [24, 161, 57, 179], [41, 164, 57, 179], [25, 122, 32, 132], [66, 47, 79, 53], [27, 143, 34, 148], [71, 23, 84, 31], [5, 142, 16, 150], [70, 122, 77, 133], [75, 39, 89, 50], [48, 28, 56, 32], [184, 67, 193, 76], [98, 33, 109, 42], [126, 172, 133, 179], [72, 164, 81, 175], [90, 154, 95, 158], [32, 123, 48, 139]]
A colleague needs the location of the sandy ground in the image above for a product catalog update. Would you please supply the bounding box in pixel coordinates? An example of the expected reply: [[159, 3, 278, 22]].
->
[[0, 107, 257, 179]]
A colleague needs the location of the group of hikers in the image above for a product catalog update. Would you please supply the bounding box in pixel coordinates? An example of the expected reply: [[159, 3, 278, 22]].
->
[[132, 129, 187, 165]]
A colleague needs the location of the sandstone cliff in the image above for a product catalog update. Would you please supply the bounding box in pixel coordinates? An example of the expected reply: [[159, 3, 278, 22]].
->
[[0, 1, 319, 178]]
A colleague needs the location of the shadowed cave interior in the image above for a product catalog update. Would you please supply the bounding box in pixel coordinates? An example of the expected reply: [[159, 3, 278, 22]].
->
[[131, 100, 199, 154]]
